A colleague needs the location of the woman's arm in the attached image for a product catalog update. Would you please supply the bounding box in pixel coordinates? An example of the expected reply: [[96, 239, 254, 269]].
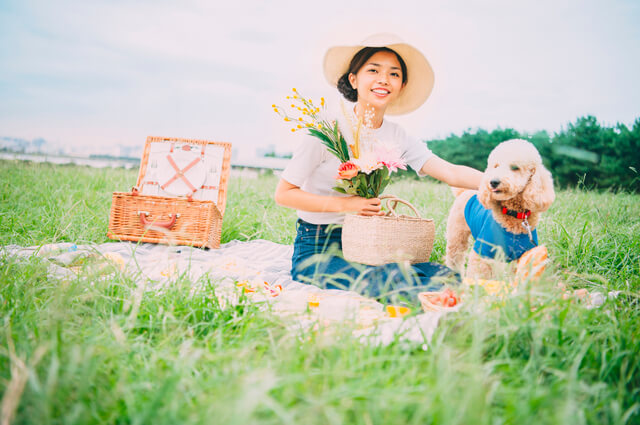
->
[[419, 156, 483, 189], [274, 179, 383, 216]]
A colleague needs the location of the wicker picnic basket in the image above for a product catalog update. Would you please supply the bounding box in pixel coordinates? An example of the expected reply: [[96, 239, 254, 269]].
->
[[107, 136, 232, 249], [341, 196, 435, 266]]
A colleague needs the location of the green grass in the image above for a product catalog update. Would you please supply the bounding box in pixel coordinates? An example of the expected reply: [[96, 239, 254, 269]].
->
[[1, 160, 639, 424]]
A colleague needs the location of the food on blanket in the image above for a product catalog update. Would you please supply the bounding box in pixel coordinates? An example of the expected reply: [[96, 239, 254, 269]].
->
[[418, 289, 461, 312], [236, 279, 283, 297], [308, 294, 320, 308], [434, 289, 460, 307], [385, 305, 411, 318]]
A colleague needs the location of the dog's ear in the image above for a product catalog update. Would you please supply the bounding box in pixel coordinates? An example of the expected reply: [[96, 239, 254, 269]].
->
[[522, 164, 555, 212], [477, 174, 493, 209]]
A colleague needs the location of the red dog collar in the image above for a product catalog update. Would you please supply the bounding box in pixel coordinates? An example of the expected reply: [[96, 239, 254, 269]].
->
[[501, 207, 531, 220]]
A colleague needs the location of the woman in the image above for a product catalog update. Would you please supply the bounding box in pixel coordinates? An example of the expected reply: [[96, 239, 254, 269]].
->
[[275, 34, 482, 303]]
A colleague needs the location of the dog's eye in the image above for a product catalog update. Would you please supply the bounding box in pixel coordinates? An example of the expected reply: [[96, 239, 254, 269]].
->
[[510, 165, 520, 171]]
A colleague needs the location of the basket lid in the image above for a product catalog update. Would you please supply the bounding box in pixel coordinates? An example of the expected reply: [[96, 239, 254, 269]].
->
[[136, 136, 233, 216], [156, 149, 206, 196]]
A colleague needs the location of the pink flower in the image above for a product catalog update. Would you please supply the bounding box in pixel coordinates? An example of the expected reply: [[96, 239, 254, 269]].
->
[[380, 158, 407, 173], [374, 145, 407, 173], [353, 151, 384, 174], [336, 161, 359, 179]]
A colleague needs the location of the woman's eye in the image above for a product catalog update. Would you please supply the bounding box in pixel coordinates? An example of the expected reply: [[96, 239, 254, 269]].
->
[[367, 69, 377, 73], [391, 72, 400, 78], [510, 165, 520, 171]]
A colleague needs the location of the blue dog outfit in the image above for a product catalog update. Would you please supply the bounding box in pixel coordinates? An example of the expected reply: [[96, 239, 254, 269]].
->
[[464, 194, 538, 262]]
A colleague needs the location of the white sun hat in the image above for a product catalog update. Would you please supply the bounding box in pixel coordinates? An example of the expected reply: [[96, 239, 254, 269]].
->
[[322, 33, 435, 115]]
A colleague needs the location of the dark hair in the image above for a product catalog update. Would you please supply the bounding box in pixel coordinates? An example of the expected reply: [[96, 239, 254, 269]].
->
[[337, 47, 408, 102]]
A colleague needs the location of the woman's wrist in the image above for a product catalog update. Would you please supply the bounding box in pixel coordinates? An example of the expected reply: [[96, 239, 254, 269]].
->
[[336, 196, 349, 213]]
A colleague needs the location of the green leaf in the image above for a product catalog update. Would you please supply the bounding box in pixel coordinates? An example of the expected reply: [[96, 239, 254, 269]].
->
[[338, 134, 350, 162], [307, 128, 331, 143]]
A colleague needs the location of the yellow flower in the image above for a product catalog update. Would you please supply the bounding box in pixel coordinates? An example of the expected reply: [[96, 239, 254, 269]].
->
[[274, 108, 278, 113], [291, 128, 295, 132], [297, 125, 302, 129], [272, 104, 276, 107], [291, 104, 295, 108], [284, 117, 290, 121], [317, 124, 322, 129], [298, 117, 303, 121], [321, 97, 325, 106], [292, 88, 298, 92]]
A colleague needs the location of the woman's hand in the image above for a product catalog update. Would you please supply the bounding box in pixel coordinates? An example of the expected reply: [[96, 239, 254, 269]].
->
[[341, 196, 384, 216]]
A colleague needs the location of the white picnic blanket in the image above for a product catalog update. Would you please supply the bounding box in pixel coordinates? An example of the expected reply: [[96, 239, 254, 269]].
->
[[1, 240, 447, 348]]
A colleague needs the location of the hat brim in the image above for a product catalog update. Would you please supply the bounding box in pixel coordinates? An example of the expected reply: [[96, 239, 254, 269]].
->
[[323, 41, 434, 115]]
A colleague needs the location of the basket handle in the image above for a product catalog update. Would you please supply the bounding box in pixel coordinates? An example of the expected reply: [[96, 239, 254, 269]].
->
[[138, 211, 180, 229], [380, 195, 422, 219]]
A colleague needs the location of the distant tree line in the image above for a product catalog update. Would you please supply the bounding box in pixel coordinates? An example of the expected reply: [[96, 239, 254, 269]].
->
[[413, 115, 639, 192], [89, 154, 140, 162], [264, 151, 293, 159]]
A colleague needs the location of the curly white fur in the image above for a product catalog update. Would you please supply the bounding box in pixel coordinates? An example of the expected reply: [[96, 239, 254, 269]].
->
[[445, 139, 555, 279]]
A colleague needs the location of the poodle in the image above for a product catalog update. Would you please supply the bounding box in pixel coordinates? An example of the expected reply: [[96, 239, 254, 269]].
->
[[445, 139, 555, 279]]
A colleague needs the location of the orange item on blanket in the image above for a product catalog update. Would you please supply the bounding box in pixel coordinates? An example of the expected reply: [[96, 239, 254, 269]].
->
[[385, 305, 411, 317], [307, 294, 320, 308], [515, 245, 548, 282]]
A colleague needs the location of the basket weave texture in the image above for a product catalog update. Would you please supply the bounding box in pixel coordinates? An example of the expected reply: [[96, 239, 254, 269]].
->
[[108, 192, 223, 248], [107, 136, 231, 249], [341, 196, 435, 266]]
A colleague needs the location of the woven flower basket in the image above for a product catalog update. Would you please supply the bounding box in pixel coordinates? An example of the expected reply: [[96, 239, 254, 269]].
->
[[341, 196, 435, 266]]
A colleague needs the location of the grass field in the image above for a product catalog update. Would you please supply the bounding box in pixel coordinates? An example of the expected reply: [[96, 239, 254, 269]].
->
[[1, 160, 639, 424]]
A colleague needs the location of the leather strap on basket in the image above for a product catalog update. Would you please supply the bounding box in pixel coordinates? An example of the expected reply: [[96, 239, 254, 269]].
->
[[160, 155, 201, 193], [138, 211, 179, 229], [380, 195, 422, 218]]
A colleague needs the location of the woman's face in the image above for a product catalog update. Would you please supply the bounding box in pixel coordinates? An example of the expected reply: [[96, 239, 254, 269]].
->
[[348, 50, 405, 112]]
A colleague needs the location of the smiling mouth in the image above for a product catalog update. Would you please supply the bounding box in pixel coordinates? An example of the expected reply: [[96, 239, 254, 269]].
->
[[371, 88, 390, 96]]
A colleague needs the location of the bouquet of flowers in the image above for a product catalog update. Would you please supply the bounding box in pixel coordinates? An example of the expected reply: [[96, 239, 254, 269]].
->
[[272, 88, 406, 199]]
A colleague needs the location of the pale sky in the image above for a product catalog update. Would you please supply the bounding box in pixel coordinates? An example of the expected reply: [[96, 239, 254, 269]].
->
[[1, 0, 639, 158]]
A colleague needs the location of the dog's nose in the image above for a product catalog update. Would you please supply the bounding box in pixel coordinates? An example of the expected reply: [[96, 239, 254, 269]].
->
[[490, 179, 501, 189]]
